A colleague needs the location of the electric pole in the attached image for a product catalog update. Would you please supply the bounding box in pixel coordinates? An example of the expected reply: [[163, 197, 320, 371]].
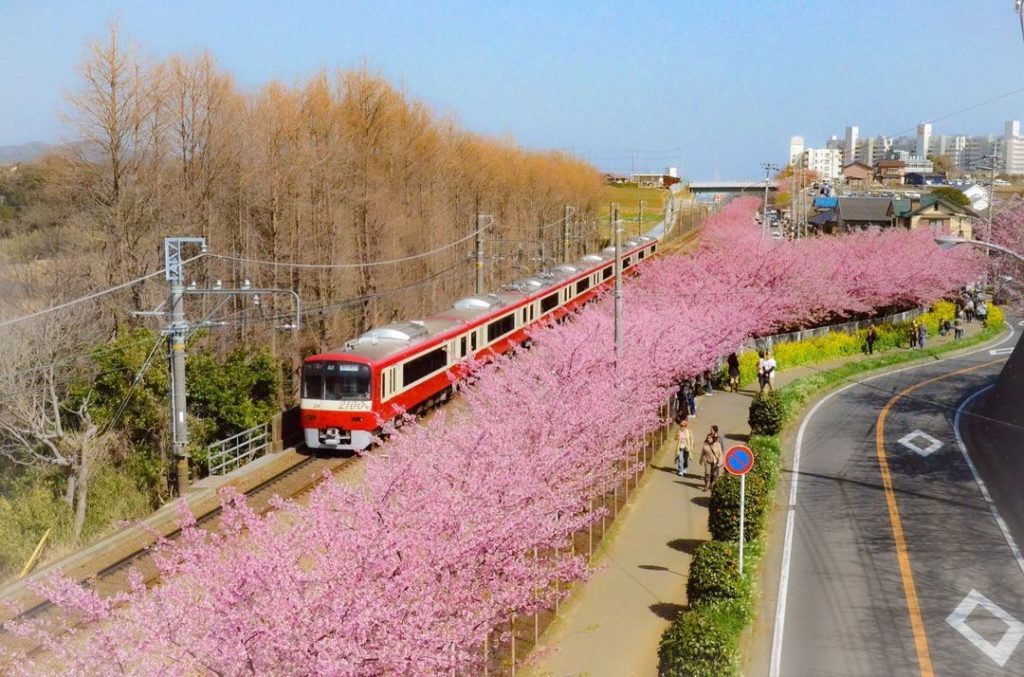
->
[[612, 203, 623, 359], [163, 237, 206, 494], [152, 237, 301, 494], [563, 205, 574, 262], [638, 199, 645, 237], [476, 213, 490, 294], [761, 162, 778, 239]]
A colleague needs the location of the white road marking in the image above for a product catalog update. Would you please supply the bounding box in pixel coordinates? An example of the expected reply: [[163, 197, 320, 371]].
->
[[897, 430, 943, 456], [947, 589, 1024, 667], [769, 320, 1017, 677], [989, 347, 1014, 356], [954, 385, 1024, 577]]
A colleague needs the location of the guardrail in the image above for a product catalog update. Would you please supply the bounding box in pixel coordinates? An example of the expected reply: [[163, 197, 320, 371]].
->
[[207, 423, 270, 476], [745, 306, 925, 352]]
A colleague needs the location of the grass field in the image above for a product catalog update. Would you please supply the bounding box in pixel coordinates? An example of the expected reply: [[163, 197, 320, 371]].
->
[[599, 183, 673, 238]]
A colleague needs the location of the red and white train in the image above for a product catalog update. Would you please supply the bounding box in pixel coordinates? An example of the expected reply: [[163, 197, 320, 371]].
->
[[300, 235, 661, 451]]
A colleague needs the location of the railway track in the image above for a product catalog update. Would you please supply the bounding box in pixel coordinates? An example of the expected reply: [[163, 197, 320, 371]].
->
[[0, 449, 359, 656], [0, 206, 704, 658]]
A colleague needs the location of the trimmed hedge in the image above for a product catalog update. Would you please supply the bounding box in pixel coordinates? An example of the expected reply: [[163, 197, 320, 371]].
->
[[685, 541, 746, 607], [657, 600, 744, 677], [708, 436, 780, 542], [748, 391, 785, 435]]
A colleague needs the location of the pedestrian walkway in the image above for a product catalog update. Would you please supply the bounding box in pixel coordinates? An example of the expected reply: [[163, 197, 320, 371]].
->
[[524, 320, 990, 677]]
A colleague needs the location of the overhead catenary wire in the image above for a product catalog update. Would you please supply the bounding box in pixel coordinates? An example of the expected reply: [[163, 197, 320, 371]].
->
[[205, 221, 489, 271]]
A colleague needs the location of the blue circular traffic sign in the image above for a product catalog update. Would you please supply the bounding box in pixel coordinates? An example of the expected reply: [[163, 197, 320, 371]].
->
[[724, 445, 755, 476]]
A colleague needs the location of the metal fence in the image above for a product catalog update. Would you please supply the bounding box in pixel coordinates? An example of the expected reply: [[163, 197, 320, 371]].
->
[[207, 422, 270, 476]]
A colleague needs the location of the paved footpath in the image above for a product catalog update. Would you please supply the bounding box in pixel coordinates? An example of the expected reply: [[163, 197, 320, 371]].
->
[[525, 322, 989, 677]]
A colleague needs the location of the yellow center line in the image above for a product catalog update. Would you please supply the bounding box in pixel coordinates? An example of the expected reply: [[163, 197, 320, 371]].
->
[[875, 358, 1003, 677]]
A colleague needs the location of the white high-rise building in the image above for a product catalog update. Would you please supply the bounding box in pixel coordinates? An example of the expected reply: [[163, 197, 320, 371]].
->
[[844, 125, 859, 165], [789, 136, 805, 165], [936, 135, 967, 169], [801, 147, 842, 180], [916, 123, 932, 158], [1004, 120, 1024, 175], [963, 135, 998, 172]]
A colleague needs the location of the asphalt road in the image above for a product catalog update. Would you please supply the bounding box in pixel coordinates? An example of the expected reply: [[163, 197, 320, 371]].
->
[[771, 325, 1024, 676]]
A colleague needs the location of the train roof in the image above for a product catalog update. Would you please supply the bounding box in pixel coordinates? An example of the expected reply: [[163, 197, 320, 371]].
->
[[310, 232, 661, 365]]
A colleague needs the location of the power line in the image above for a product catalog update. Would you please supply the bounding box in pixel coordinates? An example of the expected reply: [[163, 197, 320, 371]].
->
[[0, 254, 206, 330], [205, 223, 488, 271]]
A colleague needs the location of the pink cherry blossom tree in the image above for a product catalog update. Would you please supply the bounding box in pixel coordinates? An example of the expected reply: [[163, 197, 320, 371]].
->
[[2, 196, 980, 675]]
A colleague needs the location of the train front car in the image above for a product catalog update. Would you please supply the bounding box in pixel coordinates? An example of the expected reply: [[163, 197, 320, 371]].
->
[[300, 355, 378, 451]]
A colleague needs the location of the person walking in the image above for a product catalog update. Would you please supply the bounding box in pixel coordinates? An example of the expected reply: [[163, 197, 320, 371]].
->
[[976, 299, 988, 327], [700, 428, 722, 491], [965, 298, 975, 323], [917, 321, 928, 349], [727, 352, 741, 392], [762, 352, 777, 392], [675, 378, 689, 421], [954, 318, 964, 339], [682, 379, 697, 418], [756, 351, 767, 392], [676, 418, 693, 477], [910, 320, 919, 348], [866, 322, 878, 355]]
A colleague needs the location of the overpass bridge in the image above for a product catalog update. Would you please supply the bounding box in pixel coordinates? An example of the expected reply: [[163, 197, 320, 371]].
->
[[687, 181, 777, 198]]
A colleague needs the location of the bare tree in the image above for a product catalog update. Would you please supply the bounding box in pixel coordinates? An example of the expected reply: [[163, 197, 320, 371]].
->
[[0, 316, 114, 538]]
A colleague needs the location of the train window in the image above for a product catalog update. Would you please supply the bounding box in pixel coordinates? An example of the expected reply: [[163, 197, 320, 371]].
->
[[323, 362, 371, 400], [521, 308, 527, 324], [403, 348, 446, 385], [651, 243, 657, 252], [470, 331, 478, 351], [302, 361, 324, 398], [541, 292, 559, 313], [576, 278, 590, 295], [530, 304, 535, 321], [603, 266, 613, 280], [639, 250, 645, 260], [487, 314, 515, 342], [460, 336, 467, 357], [381, 372, 387, 401]]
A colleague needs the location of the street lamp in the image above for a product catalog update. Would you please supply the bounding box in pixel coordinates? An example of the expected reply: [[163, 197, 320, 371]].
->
[[933, 235, 1024, 264]]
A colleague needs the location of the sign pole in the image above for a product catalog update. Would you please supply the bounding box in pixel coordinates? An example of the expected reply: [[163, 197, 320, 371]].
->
[[723, 444, 755, 577], [739, 473, 746, 574]]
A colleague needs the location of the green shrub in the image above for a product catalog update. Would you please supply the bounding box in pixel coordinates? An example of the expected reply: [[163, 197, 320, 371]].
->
[[748, 391, 785, 435], [81, 464, 154, 540], [658, 601, 742, 677], [708, 472, 772, 542], [0, 471, 73, 580], [686, 541, 746, 607]]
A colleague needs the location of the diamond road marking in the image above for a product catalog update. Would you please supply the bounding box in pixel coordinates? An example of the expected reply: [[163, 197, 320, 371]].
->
[[897, 430, 943, 457], [990, 347, 1014, 356], [947, 589, 1024, 667]]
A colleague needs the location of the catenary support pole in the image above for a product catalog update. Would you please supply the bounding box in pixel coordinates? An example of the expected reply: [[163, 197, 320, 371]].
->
[[563, 205, 573, 262], [638, 199, 645, 237], [613, 203, 623, 358], [170, 284, 189, 493], [476, 213, 488, 294]]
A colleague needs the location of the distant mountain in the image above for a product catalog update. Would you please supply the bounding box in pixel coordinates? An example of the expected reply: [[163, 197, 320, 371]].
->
[[0, 142, 52, 164]]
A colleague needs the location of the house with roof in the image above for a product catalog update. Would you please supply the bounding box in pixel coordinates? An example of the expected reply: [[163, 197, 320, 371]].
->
[[837, 197, 895, 230], [875, 160, 907, 186], [841, 161, 873, 187], [889, 195, 977, 238]]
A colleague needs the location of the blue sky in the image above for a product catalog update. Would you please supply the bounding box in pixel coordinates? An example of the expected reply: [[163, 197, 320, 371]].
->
[[2, 1, 1024, 179]]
